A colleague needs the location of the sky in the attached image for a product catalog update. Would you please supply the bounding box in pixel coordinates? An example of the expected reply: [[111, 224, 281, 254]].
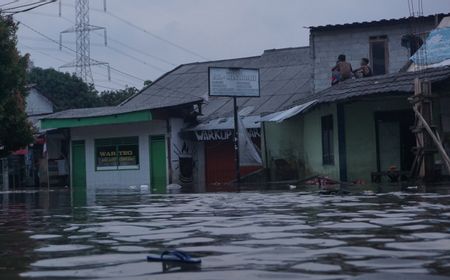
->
[[6, 0, 450, 91]]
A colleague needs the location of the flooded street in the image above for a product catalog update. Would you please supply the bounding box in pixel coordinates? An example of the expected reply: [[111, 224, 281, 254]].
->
[[1, 189, 450, 279]]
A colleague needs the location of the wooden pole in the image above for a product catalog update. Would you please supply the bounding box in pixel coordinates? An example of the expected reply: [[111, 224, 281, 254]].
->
[[413, 106, 450, 174]]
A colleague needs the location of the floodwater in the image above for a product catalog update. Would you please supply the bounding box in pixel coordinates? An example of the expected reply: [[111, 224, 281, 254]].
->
[[1, 188, 450, 280]]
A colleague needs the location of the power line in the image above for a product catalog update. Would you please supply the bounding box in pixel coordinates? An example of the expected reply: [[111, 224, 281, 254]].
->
[[22, 10, 178, 67], [103, 44, 167, 72], [2, 0, 56, 15], [19, 21, 146, 82], [0, 0, 19, 8], [21, 44, 136, 88], [18, 20, 202, 102], [94, 33, 177, 67], [64, 2, 209, 61], [104, 10, 209, 61]]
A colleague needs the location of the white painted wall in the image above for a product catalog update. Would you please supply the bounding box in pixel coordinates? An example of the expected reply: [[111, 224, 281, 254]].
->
[[26, 88, 53, 116], [70, 121, 166, 191]]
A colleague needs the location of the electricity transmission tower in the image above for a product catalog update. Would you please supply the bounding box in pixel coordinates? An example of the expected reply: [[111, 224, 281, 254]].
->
[[59, 0, 110, 84]]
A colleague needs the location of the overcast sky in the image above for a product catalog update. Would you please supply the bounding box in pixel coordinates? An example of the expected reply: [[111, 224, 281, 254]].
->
[[8, 0, 450, 91]]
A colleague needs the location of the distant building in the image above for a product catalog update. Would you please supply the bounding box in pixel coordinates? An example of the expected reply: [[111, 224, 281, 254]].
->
[[25, 86, 54, 117]]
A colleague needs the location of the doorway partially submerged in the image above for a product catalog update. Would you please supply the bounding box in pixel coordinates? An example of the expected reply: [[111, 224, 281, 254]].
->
[[374, 110, 415, 180]]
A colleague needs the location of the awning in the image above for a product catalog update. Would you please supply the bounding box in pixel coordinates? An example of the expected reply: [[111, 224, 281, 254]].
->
[[262, 100, 317, 123], [40, 110, 152, 129], [186, 115, 261, 131]]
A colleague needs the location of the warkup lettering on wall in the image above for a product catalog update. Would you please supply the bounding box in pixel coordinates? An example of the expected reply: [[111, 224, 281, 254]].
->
[[194, 128, 260, 141]]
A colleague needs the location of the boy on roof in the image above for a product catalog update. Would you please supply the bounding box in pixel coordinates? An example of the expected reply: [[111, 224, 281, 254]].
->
[[331, 54, 353, 85]]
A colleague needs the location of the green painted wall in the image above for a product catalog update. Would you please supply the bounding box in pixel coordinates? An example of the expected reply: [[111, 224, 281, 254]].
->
[[41, 110, 152, 129], [263, 96, 414, 182], [344, 98, 411, 182], [303, 103, 340, 179], [264, 115, 304, 179]]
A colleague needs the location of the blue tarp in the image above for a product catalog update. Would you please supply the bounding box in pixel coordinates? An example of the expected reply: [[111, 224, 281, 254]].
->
[[411, 27, 450, 65]]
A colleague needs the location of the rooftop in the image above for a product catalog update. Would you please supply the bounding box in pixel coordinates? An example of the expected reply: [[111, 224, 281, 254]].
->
[[309, 13, 450, 32], [122, 46, 313, 123], [294, 65, 450, 106]]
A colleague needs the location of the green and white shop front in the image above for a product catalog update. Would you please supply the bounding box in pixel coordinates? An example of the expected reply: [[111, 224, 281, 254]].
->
[[41, 110, 170, 194]]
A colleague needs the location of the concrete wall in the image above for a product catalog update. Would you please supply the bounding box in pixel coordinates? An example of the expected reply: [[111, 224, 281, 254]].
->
[[343, 98, 411, 182], [311, 21, 437, 92], [70, 121, 166, 191]]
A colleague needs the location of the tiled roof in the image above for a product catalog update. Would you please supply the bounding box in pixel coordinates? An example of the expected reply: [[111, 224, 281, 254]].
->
[[293, 65, 450, 106]]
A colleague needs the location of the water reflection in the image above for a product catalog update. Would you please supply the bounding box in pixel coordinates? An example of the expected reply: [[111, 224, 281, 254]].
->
[[0, 189, 449, 279]]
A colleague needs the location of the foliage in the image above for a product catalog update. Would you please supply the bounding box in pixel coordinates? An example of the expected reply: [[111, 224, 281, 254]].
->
[[144, 80, 152, 87], [0, 15, 33, 156], [27, 67, 102, 111], [98, 87, 139, 106]]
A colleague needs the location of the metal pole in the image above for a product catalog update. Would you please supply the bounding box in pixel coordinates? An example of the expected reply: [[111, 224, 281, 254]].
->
[[233, 97, 241, 191]]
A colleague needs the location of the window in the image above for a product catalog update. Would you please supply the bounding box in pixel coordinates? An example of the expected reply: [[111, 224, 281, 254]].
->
[[95, 137, 139, 170], [322, 115, 334, 165], [370, 35, 388, 75]]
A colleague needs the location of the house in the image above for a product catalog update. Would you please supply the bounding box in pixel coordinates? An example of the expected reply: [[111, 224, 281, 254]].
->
[[40, 47, 313, 194], [263, 66, 450, 184], [310, 13, 449, 92], [262, 13, 450, 184], [40, 97, 202, 195], [122, 47, 312, 192]]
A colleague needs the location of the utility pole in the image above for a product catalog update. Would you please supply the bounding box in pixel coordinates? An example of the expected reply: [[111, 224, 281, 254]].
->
[[59, 0, 110, 84]]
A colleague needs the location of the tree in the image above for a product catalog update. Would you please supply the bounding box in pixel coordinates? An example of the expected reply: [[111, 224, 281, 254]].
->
[[27, 67, 102, 111], [0, 15, 33, 156], [144, 80, 152, 87], [98, 87, 139, 106]]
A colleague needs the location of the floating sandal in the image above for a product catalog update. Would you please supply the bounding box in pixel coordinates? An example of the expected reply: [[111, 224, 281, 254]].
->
[[147, 250, 201, 272]]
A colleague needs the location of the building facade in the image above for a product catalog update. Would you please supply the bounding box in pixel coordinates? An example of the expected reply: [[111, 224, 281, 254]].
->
[[310, 14, 447, 92]]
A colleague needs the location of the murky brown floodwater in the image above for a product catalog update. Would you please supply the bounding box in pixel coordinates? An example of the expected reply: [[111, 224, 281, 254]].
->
[[0, 188, 450, 279]]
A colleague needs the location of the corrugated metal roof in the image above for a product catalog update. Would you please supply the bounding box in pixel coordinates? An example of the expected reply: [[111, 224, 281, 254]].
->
[[309, 13, 450, 32], [262, 100, 317, 123], [124, 46, 313, 122], [43, 47, 312, 123]]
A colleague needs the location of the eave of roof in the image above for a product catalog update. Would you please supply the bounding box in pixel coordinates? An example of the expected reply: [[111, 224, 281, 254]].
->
[[40, 109, 152, 129], [276, 65, 450, 121], [309, 13, 450, 32]]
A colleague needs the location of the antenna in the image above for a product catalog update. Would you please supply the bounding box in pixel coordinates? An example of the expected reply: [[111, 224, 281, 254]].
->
[[59, 0, 109, 84]]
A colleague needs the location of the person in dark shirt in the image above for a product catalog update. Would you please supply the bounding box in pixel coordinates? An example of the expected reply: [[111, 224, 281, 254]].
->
[[331, 54, 353, 85], [354, 58, 373, 78]]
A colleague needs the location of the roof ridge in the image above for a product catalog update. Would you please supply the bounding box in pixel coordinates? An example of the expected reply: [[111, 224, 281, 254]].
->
[[310, 12, 450, 30]]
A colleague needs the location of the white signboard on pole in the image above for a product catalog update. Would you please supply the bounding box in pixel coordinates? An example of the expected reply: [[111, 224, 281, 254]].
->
[[208, 67, 260, 97]]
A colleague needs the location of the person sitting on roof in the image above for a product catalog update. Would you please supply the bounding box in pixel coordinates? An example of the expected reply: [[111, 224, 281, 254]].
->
[[331, 54, 353, 85], [353, 58, 373, 78]]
